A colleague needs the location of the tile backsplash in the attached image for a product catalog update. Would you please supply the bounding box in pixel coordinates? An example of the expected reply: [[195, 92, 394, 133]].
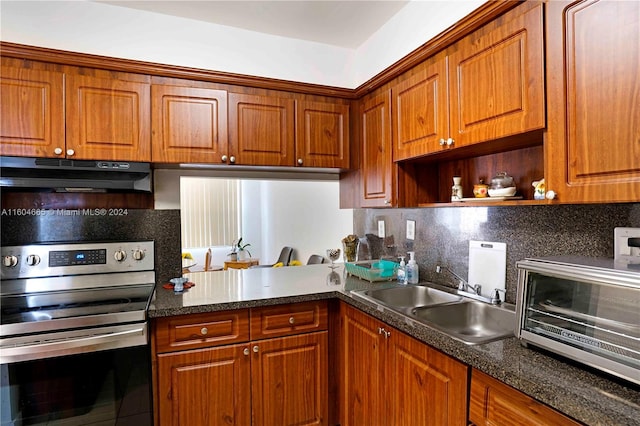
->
[[354, 203, 640, 303]]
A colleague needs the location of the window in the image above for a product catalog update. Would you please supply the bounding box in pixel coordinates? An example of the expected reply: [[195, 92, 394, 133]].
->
[[179, 177, 241, 248]]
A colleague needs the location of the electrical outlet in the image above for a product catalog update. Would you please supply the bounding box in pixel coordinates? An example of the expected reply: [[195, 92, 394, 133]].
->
[[378, 220, 385, 238], [406, 220, 415, 240]]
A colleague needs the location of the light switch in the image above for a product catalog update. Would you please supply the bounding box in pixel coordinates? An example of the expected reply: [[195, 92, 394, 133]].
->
[[378, 220, 385, 238], [406, 220, 415, 240]]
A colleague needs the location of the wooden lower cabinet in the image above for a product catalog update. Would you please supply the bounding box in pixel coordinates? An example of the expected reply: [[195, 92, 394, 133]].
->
[[338, 302, 468, 426], [157, 343, 251, 426], [252, 332, 328, 426], [153, 303, 328, 426], [469, 369, 581, 426]]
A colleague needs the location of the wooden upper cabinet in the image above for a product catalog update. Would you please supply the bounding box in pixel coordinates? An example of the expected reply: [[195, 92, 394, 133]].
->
[[66, 74, 151, 161], [546, 0, 640, 203], [151, 85, 228, 163], [469, 369, 581, 426], [0, 67, 64, 158], [228, 93, 295, 166], [447, 1, 545, 148], [361, 90, 395, 207], [295, 100, 349, 168], [392, 53, 449, 161]]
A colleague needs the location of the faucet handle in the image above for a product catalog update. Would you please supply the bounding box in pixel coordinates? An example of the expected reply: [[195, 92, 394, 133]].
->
[[492, 288, 506, 304]]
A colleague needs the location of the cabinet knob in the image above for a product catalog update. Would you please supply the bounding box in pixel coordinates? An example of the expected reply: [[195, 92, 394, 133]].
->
[[253, 345, 259, 353], [289, 316, 295, 325], [54, 147, 63, 155], [243, 348, 250, 356], [229, 156, 236, 164], [297, 158, 303, 165], [221, 155, 228, 162], [446, 138, 454, 146], [384, 199, 391, 205], [200, 327, 208, 335], [439, 138, 446, 146], [66, 149, 75, 156]]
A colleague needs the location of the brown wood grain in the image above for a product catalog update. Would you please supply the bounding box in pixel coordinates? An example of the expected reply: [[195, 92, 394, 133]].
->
[[250, 300, 328, 340], [545, 0, 640, 203], [228, 92, 295, 166], [296, 100, 350, 168], [156, 344, 251, 426], [154, 310, 250, 354], [392, 52, 450, 161], [251, 332, 328, 426], [447, 1, 545, 148], [151, 84, 228, 163], [469, 369, 581, 426], [360, 90, 395, 207], [65, 74, 151, 161], [0, 66, 65, 157]]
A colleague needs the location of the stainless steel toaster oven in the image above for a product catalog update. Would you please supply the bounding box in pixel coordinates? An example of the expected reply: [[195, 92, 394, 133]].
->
[[515, 256, 639, 386]]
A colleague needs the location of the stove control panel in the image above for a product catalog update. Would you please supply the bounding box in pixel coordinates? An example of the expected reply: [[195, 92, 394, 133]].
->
[[1, 241, 154, 280]]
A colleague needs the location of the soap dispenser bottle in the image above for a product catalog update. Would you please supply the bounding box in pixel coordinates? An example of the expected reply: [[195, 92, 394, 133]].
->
[[406, 251, 419, 284], [397, 256, 406, 284]]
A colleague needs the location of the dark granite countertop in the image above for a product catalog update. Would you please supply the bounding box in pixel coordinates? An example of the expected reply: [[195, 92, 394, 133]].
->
[[149, 265, 640, 426]]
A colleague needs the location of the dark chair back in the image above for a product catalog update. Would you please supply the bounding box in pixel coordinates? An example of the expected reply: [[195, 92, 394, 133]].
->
[[307, 254, 325, 265], [276, 247, 294, 266]]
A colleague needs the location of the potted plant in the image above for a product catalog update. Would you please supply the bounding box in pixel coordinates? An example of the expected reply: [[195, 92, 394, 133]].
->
[[228, 237, 252, 261]]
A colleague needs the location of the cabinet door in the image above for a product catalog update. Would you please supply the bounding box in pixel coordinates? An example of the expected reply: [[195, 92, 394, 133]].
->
[[361, 90, 395, 207], [228, 93, 295, 166], [339, 303, 387, 426], [546, 0, 640, 203], [388, 330, 468, 426], [0, 67, 64, 158], [392, 53, 449, 161], [251, 332, 328, 426], [152, 85, 228, 163], [469, 369, 581, 426], [66, 74, 151, 161], [447, 2, 544, 148], [295, 100, 349, 168], [157, 344, 251, 426]]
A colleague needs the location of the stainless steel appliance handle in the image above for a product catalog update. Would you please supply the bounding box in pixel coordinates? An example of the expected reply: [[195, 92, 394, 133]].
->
[[1, 325, 147, 364]]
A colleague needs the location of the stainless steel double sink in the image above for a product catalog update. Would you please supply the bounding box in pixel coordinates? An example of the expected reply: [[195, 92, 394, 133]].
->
[[350, 283, 515, 345]]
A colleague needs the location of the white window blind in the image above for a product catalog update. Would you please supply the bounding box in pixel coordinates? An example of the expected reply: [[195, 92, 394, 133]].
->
[[180, 177, 241, 248]]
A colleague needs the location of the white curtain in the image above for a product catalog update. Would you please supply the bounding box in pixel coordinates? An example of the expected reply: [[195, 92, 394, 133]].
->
[[180, 177, 241, 248]]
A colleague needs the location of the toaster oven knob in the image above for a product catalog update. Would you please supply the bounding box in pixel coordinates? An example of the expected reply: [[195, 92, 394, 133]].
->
[[132, 249, 145, 261], [114, 250, 127, 262], [3, 255, 18, 268], [26, 254, 41, 266]]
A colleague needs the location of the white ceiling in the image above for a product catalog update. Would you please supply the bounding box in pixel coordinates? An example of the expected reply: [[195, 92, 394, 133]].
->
[[96, 1, 410, 48]]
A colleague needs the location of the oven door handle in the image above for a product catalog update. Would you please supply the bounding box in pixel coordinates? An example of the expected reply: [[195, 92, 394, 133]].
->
[[1, 324, 147, 364]]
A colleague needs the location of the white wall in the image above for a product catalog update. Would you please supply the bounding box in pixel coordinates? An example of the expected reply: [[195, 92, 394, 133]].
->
[[1, 0, 486, 88], [242, 180, 353, 265]]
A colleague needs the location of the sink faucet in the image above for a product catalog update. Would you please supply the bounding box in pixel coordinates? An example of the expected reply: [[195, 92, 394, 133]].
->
[[435, 265, 469, 290]]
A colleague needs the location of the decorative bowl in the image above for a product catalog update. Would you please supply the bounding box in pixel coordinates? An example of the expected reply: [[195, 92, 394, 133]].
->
[[488, 187, 517, 197]]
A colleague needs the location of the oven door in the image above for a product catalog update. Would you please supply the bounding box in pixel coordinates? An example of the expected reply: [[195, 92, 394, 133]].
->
[[0, 344, 152, 426]]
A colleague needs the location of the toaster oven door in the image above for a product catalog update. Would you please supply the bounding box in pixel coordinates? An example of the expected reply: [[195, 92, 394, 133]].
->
[[515, 261, 640, 385]]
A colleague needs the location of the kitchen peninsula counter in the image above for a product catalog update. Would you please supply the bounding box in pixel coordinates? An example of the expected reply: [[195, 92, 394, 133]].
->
[[148, 265, 639, 426]]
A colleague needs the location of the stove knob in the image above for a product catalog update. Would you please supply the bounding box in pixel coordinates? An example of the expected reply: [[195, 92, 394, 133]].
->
[[3, 255, 18, 268], [26, 254, 41, 266], [114, 250, 127, 262], [132, 249, 145, 261]]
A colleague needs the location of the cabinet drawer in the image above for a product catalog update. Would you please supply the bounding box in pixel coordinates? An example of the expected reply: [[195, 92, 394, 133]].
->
[[154, 310, 250, 353], [250, 300, 328, 340]]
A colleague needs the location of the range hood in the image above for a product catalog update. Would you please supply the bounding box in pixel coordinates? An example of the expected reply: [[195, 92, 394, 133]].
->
[[0, 156, 152, 192]]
